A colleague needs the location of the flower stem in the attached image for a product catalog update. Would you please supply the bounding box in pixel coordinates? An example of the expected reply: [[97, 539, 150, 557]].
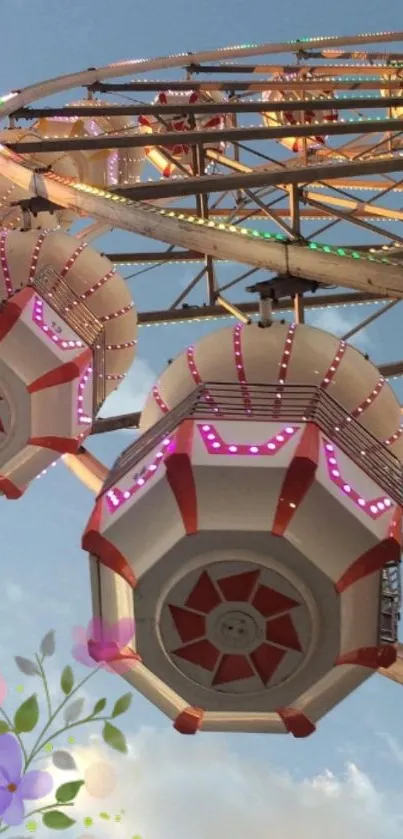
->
[[35, 653, 52, 719], [0, 707, 27, 764], [23, 665, 103, 772], [0, 802, 74, 834], [29, 715, 110, 761]]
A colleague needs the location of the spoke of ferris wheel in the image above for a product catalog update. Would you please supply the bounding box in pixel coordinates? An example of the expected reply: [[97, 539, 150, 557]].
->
[[305, 196, 403, 246], [169, 265, 208, 310], [341, 300, 400, 341], [309, 177, 403, 222], [204, 146, 403, 238], [62, 449, 107, 494]]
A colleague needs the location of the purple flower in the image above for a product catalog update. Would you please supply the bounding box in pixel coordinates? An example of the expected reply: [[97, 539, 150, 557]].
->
[[0, 733, 53, 826], [72, 617, 139, 674]]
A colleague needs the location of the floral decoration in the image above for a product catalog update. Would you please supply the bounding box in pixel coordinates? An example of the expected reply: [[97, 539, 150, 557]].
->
[[0, 624, 142, 837]]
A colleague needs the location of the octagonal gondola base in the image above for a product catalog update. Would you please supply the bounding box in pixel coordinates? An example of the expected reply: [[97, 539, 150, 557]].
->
[[83, 418, 399, 736]]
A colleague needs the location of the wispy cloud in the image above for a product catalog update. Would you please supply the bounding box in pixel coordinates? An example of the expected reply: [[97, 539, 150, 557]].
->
[[309, 307, 370, 351], [38, 728, 403, 839], [101, 358, 156, 423]]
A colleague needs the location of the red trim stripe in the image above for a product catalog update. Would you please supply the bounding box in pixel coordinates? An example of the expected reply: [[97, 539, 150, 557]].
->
[[79, 267, 116, 300], [319, 340, 347, 389], [28, 348, 92, 393], [0, 476, 24, 499], [28, 231, 48, 283], [28, 435, 81, 454], [187, 346, 220, 413], [272, 423, 320, 536], [82, 497, 136, 587], [0, 232, 13, 297], [336, 506, 402, 593], [59, 243, 87, 279], [165, 420, 198, 534], [336, 645, 397, 669], [152, 384, 169, 414], [0, 287, 34, 343], [105, 339, 137, 351], [384, 425, 403, 446], [233, 324, 252, 415], [350, 376, 385, 419], [277, 707, 316, 738], [99, 302, 134, 322], [274, 322, 297, 416], [173, 706, 204, 735]]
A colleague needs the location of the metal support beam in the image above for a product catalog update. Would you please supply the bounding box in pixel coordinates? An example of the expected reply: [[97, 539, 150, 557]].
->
[[12, 93, 403, 120], [107, 157, 403, 202], [8, 116, 403, 156], [378, 360, 403, 378], [342, 299, 400, 340], [137, 291, 388, 325], [88, 78, 403, 93], [106, 249, 203, 264]]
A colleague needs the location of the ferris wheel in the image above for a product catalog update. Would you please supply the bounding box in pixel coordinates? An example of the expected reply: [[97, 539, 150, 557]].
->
[[1, 29, 403, 737]]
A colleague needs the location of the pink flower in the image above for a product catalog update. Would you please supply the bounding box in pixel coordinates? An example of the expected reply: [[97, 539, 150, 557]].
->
[[0, 675, 7, 707], [72, 617, 139, 674]]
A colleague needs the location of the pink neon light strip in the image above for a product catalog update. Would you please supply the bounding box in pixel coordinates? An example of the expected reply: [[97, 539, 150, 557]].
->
[[59, 243, 87, 279], [32, 297, 84, 350], [77, 365, 93, 427], [233, 324, 252, 414], [197, 422, 298, 455], [79, 267, 116, 300], [350, 376, 385, 419], [28, 231, 48, 283], [0, 232, 13, 297], [323, 440, 392, 520], [105, 436, 172, 513], [187, 346, 220, 414], [153, 384, 169, 414], [319, 340, 347, 388]]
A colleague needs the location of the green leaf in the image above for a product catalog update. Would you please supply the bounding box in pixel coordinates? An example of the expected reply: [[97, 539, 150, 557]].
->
[[111, 692, 132, 718], [0, 721, 9, 734], [14, 694, 39, 733], [92, 697, 107, 715], [60, 666, 74, 696], [102, 722, 127, 754], [55, 780, 84, 803], [42, 810, 76, 830]]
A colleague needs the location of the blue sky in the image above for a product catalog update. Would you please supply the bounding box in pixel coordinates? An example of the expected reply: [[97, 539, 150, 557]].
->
[[2, 2, 403, 838]]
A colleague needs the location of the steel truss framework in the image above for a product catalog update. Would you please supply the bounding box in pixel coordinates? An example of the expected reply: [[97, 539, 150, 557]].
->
[[1, 31, 403, 678]]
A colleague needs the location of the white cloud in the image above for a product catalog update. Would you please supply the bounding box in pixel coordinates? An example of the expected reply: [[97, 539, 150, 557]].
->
[[3, 582, 28, 604], [309, 308, 370, 351], [101, 358, 156, 422], [40, 728, 403, 839]]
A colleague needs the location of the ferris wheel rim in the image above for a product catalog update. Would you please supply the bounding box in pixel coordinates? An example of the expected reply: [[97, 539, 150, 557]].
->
[[2, 29, 403, 119]]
